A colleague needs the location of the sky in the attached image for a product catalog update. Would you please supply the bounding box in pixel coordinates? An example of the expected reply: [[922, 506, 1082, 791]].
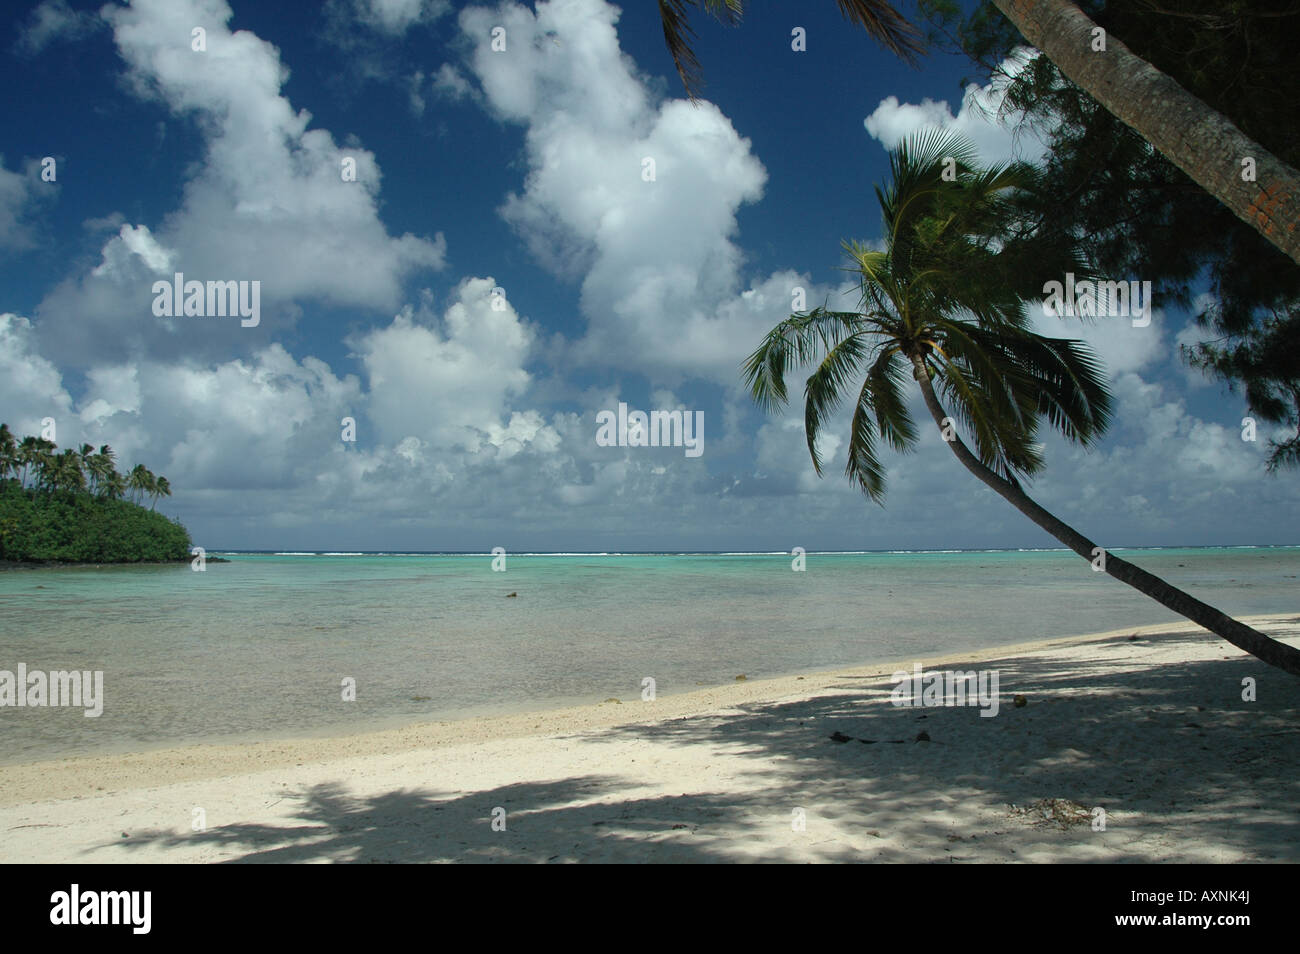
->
[[1, 0, 1296, 552]]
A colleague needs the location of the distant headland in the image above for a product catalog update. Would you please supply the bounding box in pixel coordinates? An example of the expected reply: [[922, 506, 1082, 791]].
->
[[0, 423, 193, 564]]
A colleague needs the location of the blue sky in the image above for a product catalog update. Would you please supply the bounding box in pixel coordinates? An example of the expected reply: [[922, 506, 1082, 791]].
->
[[2, 0, 1296, 552]]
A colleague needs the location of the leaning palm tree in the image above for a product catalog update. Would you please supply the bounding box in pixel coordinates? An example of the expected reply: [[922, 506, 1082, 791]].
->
[[144, 471, 165, 510], [152, 476, 171, 510], [744, 129, 1300, 675], [656, 0, 1300, 266]]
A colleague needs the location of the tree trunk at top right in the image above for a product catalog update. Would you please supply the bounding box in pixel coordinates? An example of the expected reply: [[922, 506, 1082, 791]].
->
[[992, 0, 1300, 267]]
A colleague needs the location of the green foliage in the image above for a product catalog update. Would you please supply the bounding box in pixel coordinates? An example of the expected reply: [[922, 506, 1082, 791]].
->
[[0, 480, 191, 563], [918, 0, 1300, 469], [0, 424, 187, 562], [743, 129, 1111, 502]]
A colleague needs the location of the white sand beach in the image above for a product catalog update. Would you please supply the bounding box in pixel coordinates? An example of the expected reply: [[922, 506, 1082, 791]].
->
[[2, 614, 1297, 863]]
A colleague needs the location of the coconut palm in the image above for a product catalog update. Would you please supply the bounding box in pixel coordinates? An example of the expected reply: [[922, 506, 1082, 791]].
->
[[28, 438, 57, 492], [54, 449, 86, 494], [127, 464, 152, 505], [90, 445, 118, 498], [744, 129, 1300, 675], [102, 470, 127, 501], [152, 475, 171, 510], [656, 0, 1300, 266], [77, 443, 97, 493], [15, 436, 42, 488], [145, 472, 168, 510], [0, 424, 16, 482]]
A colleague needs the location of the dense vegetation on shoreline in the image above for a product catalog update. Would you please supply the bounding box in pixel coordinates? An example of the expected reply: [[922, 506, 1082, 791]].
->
[[0, 424, 191, 563]]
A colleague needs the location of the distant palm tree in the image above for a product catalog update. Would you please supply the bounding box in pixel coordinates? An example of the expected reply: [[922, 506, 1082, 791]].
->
[[744, 129, 1300, 675], [144, 471, 164, 509], [102, 471, 127, 501], [127, 464, 152, 505], [30, 438, 57, 492], [0, 424, 16, 482], [16, 436, 44, 489], [90, 445, 118, 498], [77, 443, 96, 493], [152, 475, 171, 510], [50, 449, 85, 494]]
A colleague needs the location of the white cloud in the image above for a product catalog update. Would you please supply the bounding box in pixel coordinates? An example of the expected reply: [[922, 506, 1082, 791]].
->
[[350, 277, 546, 453], [35, 0, 446, 364], [1031, 304, 1168, 378], [140, 345, 362, 490], [91, 223, 175, 279], [0, 314, 74, 436], [78, 365, 142, 426], [455, 0, 803, 385], [342, 0, 451, 34], [864, 50, 1048, 165]]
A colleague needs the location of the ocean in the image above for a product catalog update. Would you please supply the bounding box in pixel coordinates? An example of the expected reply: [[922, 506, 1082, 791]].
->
[[1, 548, 1297, 763]]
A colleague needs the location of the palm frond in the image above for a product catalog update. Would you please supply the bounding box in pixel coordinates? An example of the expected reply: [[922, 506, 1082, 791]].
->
[[834, 0, 925, 65], [866, 345, 918, 452], [745, 125, 1114, 503], [846, 375, 888, 502], [658, 0, 706, 99], [803, 331, 871, 475], [742, 308, 865, 413]]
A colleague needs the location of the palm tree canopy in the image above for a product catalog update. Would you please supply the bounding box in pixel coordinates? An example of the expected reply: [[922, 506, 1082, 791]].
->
[[0, 424, 16, 480], [743, 128, 1112, 502], [658, 0, 923, 99]]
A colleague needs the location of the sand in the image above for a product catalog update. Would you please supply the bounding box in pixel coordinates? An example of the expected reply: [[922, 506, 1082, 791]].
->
[[2, 614, 1298, 863]]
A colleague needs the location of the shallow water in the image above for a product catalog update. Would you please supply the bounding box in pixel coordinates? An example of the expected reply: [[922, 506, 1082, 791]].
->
[[0, 548, 1296, 763]]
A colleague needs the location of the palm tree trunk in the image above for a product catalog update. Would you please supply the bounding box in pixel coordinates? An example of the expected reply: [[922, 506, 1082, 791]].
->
[[991, 0, 1300, 267], [909, 354, 1300, 675]]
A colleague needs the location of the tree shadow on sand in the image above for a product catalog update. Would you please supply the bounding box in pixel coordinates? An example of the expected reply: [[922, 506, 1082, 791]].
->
[[112, 626, 1300, 863], [110, 776, 865, 863]]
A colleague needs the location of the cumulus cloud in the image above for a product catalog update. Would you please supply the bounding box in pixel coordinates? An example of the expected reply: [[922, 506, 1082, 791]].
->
[[350, 277, 547, 453], [864, 50, 1048, 164], [34, 0, 446, 365], [91, 223, 175, 279], [0, 314, 74, 435], [454, 0, 809, 385], [1031, 303, 1169, 379]]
